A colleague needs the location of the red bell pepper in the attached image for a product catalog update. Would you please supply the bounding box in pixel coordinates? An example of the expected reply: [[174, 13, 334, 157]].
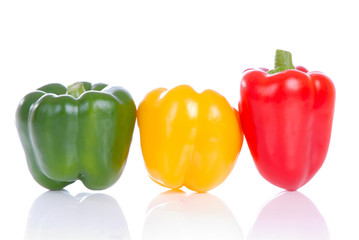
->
[[239, 50, 335, 191]]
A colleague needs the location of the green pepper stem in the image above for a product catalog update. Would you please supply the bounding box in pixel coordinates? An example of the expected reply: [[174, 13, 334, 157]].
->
[[268, 49, 295, 74], [66, 82, 86, 98]]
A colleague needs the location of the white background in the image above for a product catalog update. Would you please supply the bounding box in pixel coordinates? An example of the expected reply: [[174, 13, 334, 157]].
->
[[0, 0, 358, 239]]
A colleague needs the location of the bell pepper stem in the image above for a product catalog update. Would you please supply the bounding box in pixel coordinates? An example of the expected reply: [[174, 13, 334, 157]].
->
[[67, 82, 86, 98], [268, 49, 295, 74]]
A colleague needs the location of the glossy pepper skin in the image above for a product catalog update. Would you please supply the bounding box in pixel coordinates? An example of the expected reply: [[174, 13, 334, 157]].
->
[[16, 82, 136, 190], [137, 85, 243, 192], [239, 50, 335, 191]]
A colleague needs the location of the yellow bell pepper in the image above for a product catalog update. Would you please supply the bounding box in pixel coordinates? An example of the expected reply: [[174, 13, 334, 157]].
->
[[137, 85, 243, 192]]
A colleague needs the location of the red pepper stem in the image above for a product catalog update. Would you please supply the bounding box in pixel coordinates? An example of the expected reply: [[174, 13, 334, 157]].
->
[[268, 49, 295, 74], [67, 82, 86, 98]]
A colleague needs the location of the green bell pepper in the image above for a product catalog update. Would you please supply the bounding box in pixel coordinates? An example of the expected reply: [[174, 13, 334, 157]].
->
[[16, 82, 136, 190]]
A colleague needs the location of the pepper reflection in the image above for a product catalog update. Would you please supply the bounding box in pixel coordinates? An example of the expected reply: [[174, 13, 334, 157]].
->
[[248, 191, 330, 240], [142, 190, 243, 240], [25, 190, 130, 240]]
